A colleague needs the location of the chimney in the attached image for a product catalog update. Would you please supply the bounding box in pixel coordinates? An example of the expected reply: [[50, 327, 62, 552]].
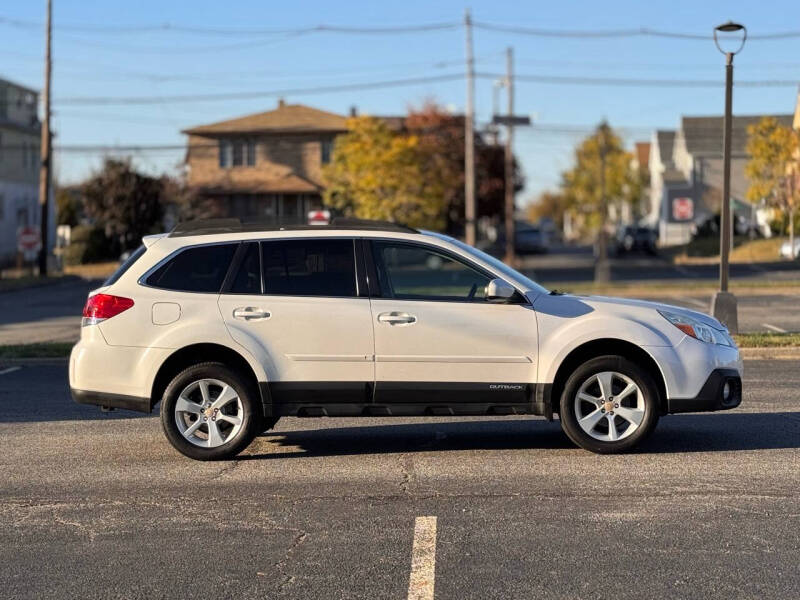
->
[[349, 106, 358, 117], [278, 98, 286, 108]]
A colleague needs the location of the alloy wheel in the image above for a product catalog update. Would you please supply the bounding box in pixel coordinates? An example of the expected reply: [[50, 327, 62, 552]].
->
[[174, 378, 244, 448], [573, 371, 645, 442]]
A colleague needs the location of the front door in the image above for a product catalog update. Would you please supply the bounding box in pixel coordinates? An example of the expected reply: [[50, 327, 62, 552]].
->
[[368, 240, 538, 406], [218, 238, 374, 406]]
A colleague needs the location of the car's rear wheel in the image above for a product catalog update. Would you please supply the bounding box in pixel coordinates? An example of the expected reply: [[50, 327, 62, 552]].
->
[[160, 362, 261, 460], [559, 356, 659, 454]]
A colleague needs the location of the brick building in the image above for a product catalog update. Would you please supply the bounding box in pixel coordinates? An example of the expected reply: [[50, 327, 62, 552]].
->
[[183, 101, 347, 224]]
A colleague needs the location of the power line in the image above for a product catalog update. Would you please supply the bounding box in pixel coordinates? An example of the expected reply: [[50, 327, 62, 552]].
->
[[3, 14, 799, 41], [472, 21, 800, 40], [0, 16, 459, 36], [44, 71, 800, 107], [52, 73, 466, 106], [479, 72, 800, 88]]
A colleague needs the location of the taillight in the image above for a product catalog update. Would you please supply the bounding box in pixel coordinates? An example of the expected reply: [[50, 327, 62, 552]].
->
[[81, 293, 134, 326]]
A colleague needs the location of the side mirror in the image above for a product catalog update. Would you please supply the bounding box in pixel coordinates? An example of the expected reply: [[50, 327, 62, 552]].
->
[[486, 278, 516, 303]]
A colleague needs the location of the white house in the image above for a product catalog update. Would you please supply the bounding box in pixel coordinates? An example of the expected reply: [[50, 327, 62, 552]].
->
[[647, 113, 794, 246], [0, 77, 54, 266]]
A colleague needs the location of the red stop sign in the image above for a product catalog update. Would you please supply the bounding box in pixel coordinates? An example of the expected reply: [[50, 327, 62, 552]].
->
[[17, 225, 41, 253]]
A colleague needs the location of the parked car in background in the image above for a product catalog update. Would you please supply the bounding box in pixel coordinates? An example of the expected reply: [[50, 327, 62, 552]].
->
[[484, 221, 550, 256], [614, 225, 657, 256], [779, 238, 800, 260]]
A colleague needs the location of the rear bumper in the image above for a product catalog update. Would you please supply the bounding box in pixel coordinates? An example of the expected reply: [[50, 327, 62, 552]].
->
[[71, 388, 151, 413], [667, 368, 742, 414]]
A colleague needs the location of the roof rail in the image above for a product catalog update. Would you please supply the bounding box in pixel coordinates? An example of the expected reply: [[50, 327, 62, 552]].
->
[[329, 217, 417, 233], [169, 217, 418, 237]]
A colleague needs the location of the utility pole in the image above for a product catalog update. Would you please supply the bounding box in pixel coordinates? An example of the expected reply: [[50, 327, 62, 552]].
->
[[464, 8, 476, 246], [503, 47, 515, 266], [594, 132, 610, 283], [38, 0, 52, 276]]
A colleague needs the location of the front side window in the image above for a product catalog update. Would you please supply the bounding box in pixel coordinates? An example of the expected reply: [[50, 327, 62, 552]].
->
[[373, 241, 490, 302], [146, 243, 237, 293], [261, 239, 356, 297]]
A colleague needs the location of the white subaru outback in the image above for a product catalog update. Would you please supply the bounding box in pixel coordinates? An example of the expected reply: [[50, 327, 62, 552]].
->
[[70, 219, 742, 460]]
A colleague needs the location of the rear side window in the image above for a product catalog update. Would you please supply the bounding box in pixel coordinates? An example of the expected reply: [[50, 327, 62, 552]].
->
[[104, 245, 147, 286], [146, 243, 237, 293], [261, 239, 356, 297]]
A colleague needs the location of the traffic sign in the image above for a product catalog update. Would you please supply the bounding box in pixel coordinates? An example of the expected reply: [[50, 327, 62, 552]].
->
[[308, 210, 331, 226], [672, 197, 694, 221], [18, 225, 41, 253]]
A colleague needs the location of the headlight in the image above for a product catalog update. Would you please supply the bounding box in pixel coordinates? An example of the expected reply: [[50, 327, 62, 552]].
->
[[658, 309, 734, 347]]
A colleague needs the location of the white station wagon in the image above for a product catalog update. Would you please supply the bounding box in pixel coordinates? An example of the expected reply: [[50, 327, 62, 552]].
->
[[70, 219, 743, 460]]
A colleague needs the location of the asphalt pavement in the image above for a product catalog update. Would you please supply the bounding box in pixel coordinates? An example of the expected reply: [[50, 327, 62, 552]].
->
[[1, 359, 798, 599]]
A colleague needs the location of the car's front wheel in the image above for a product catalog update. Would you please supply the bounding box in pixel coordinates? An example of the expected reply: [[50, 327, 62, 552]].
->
[[559, 356, 660, 454], [160, 362, 261, 460]]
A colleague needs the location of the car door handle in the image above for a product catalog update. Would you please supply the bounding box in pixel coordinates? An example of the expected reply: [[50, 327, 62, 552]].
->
[[377, 311, 417, 326], [232, 307, 271, 321]]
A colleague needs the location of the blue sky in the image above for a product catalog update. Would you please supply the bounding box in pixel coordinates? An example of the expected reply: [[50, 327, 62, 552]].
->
[[2, 0, 799, 204]]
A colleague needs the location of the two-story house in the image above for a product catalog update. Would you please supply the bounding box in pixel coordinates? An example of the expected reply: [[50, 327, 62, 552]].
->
[[0, 77, 43, 265], [182, 101, 348, 223]]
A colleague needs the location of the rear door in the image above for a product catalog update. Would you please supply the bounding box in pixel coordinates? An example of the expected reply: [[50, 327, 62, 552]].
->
[[218, 238, 374, 406], [367, 240, 538, 406]]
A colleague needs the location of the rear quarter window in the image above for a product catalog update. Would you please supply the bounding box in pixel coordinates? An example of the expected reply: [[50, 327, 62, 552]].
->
[[104, 245, 147, 286], [145, 243, 237, 293]]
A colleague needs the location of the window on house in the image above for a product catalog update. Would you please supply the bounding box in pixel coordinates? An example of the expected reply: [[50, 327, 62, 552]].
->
[[0, 194, 5, 222], [321, 139, 333, 164], [219, 139, 255, 168], [219, 140, 231, 168], [246, 139, 256, 166]]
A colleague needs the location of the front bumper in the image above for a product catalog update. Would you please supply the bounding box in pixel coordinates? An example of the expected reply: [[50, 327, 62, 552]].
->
[[667, 368, 742, 414]]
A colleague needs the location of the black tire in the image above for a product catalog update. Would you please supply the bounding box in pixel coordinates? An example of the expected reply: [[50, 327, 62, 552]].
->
[[559, 355, 660, 454], [160, 362, 262, 461]]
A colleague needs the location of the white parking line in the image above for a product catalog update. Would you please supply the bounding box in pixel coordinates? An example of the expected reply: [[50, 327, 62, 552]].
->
[[408, 516, 437, 600], [0, 366, 21, 376], [762, 323, 788, 333]]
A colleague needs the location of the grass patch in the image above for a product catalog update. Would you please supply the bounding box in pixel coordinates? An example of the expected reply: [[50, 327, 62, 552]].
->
[[734, 333, 800, 348], [671, 236, 786, 264], [64, 261, 119, 279], [0, 342, 73, 359]]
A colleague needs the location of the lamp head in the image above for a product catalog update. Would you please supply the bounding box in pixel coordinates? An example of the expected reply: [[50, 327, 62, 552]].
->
[[713, 21, 747, 55]]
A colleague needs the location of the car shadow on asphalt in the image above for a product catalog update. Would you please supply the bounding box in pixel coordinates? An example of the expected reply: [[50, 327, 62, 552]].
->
[[242, 411, 800, 459]]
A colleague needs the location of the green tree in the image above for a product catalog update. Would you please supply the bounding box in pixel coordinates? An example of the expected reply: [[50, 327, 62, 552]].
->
[[405, 100, 523, 234], [82, 158, 165, 253], [55, 188, 81, 226], [322, 116, 448, 230], [559, 122, 640, 281], [527, 190, 569, 230], [746, 116, 800, 253]]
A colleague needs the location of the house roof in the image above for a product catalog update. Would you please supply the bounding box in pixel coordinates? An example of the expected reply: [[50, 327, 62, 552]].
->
[[193, 173, 323, 195], [680, 114, 794, 156], [183, 102, 348, 136], [662, 168, 688, 185], [655, 131, 675, 165]]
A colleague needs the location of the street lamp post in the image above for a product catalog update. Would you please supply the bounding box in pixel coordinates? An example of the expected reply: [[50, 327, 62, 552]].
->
[[710, 21, 746, 334]]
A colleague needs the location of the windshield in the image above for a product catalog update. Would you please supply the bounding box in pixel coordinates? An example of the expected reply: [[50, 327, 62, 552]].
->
[[424, 232, 549, 295]]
